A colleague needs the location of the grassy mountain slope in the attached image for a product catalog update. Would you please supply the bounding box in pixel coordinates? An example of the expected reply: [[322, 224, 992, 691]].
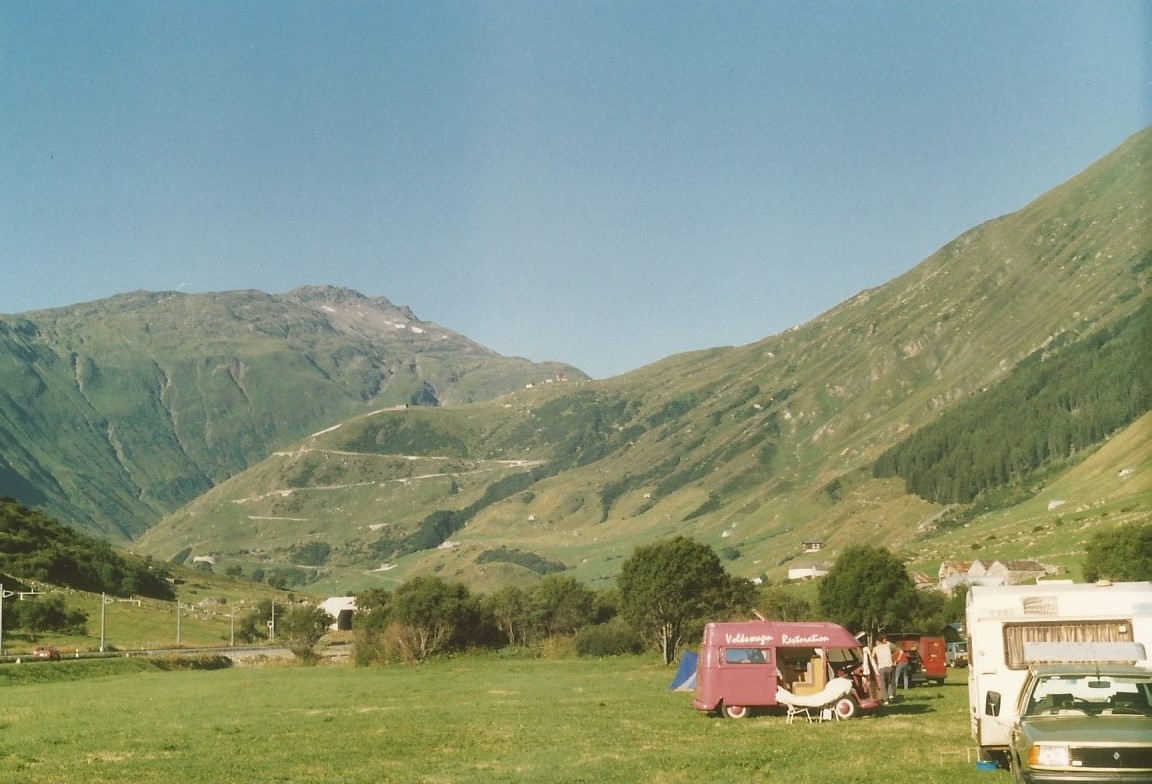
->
[[135, 128, 1152, 594], [0, 286, 585, 541]]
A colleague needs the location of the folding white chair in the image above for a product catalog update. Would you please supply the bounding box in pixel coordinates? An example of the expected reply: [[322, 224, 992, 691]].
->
[[785, 703, 813, 724]]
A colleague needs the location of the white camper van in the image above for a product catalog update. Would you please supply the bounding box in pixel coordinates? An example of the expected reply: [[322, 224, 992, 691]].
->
[[966, 581, 1152, 762]]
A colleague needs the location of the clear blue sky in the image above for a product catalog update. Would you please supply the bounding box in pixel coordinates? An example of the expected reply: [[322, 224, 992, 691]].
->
[[1, 2, 1148, 378]]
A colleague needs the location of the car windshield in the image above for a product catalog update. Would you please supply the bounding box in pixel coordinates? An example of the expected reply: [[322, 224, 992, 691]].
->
[[1023, 674, 1152, 717]]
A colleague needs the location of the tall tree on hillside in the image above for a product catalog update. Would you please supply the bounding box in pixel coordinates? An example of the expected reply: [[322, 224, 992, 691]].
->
[[617, 536, 745, 665], [818, 546, 919, 638], [1082, 522, 1152, 582]]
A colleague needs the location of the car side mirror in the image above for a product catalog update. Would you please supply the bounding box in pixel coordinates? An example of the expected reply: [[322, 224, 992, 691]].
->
[[985, 691, 1002, 717]]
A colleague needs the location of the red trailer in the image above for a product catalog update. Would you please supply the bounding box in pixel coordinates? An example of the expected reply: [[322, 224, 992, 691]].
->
[[691, 620, 882, 719]]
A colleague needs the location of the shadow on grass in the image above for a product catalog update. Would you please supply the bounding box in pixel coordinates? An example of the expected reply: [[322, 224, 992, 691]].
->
[[874, 689, 953, 716], [877, 701, 935, 716]]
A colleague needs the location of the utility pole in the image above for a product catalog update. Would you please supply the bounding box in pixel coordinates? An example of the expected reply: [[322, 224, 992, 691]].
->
[[0, 584, 6, 655], [98, 595, 135, 653]]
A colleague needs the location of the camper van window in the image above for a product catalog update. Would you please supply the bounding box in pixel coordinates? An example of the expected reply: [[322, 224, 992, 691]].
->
[[1003, 620, 1135, 669], [825, 648, 861, 666], [723, 648, 769, 665]]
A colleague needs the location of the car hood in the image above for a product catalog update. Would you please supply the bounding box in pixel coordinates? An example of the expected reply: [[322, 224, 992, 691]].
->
[[1019, 716, 1152, 745]]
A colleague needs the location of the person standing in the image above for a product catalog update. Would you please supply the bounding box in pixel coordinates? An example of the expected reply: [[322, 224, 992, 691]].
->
[[873, 633, 896, 703], [893, 644, 910, 693], [859, 635, 877, 700]]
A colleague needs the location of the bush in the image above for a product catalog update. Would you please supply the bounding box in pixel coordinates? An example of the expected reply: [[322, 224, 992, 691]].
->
[[151, 655, 233, 671], [475, 547, 566, 575], [541, 634, 579, 659], [352, 625, 389, 667], [574, 620, 644, 657]]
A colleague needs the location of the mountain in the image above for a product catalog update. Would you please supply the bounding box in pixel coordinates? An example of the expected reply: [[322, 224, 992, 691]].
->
[[0, 286, 586, 541], [133, 129, 1152, 594]]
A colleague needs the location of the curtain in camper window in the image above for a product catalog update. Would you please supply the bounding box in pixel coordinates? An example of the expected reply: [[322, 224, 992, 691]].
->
[[1004, 621, 1133, 669]]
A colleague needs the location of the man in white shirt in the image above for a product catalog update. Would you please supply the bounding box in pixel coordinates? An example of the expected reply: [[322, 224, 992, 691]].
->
[[873, 633, 896, 703]]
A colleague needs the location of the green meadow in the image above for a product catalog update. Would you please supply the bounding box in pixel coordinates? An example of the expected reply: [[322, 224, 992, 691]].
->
[[0, 655, 1008, 784]]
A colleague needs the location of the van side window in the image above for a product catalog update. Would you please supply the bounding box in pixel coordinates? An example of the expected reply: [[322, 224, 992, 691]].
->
[[724, 648, 769, 664]]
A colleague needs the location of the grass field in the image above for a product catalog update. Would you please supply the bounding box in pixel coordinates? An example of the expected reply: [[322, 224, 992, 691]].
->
[[0, 655, 1008, 784]]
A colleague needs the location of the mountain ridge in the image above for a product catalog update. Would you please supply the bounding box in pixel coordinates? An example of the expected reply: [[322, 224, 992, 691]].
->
[[0, 286, 586, 540], [134, 128, 1151, 593], [2, 128, 1148, 594]]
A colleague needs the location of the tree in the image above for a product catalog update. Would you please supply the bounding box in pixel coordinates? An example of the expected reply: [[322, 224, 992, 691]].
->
[[529, 575, 599, 637], [486, 585, 531, 647], [10, 594, 88, 639], [1083, 522, 1152, 582], [236, 599, 275, 643], [389, 576, 476, 662], [616, 536, 739, 665], [907, 588, 953, 634], [354, 587, 393, 621], [278, 603, 334, 663], [350, 588, 393, 666], [0, 499, 173, 601], [756, 584, 813, 621], [818, 545, 919, 639]]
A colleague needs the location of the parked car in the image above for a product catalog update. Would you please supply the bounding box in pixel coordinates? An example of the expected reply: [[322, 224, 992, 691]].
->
[[946, 641, 968, 668], [32, 646, 60, 661], [1007, 664, 1152, 782]]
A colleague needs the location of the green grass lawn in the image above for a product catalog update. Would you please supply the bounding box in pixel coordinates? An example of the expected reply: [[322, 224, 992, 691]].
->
[[0, 656, 1006, 784]]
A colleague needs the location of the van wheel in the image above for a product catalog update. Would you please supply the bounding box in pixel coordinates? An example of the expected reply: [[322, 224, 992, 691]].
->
[[833, 696, 858, 720], [722, 704, 750, 719]]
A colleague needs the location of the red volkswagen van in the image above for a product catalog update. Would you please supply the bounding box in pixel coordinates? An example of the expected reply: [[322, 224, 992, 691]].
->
[[691, 620, 881, 719]]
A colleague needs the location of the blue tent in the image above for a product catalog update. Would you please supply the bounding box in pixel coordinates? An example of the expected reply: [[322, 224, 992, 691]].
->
[[668, 650, 698, 691]]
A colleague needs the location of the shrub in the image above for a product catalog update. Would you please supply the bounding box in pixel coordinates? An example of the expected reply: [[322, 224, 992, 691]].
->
[[574, 620, 644, 657], [151, 655, 233, 671]]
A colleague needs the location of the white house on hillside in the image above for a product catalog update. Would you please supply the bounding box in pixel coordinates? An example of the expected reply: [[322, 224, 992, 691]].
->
[[788, 564, 830, 581], [937, 559, 1051, 594], [319, 596, 357, 631]]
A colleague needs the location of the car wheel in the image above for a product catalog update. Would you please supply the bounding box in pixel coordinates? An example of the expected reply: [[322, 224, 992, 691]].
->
[[833, 696, 858, 720], [722, 703, 750, 719]]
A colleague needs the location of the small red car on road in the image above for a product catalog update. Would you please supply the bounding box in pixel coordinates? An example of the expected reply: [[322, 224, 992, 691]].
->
[[32, 646, 61, 661]]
